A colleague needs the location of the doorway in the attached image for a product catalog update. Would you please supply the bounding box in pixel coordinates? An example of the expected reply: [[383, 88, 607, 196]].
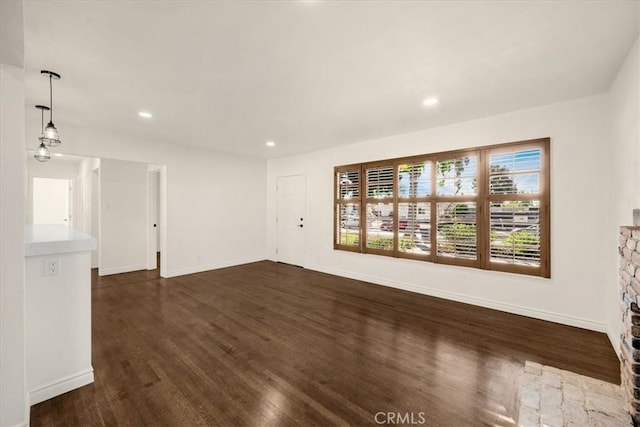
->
[[33, 177, 70, 226], [276, 174, 306, 267]]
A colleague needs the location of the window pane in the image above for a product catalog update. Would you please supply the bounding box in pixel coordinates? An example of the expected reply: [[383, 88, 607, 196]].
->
[[436, 202, 477, 259], [491, 172, 540, 195], [366, 202, 394, 250], [398, 202, 430, 255], [490, 149, 541, 194], [491, 149, 541, 171], [398, 161, 431, 198], [490, 201, 541, 266], [366, 166, 394, 198], [436, 156, 477, 196], [337, 170, 360, 199], [336, 203, 360, 246]]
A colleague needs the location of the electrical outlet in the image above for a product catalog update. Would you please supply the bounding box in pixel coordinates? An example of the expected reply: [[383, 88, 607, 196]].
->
[[45, 258, 61, 276]]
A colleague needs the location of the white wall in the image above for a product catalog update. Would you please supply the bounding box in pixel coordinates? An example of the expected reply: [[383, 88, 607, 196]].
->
[[25, 251, 93, 404], [99, 159, 148, 275], [26, 157, 80, 226], [77, 157, 99, 234], [267, 94, 610, 331], [78, 157, 100, 267], [24, 123, 268, 278], [0, 64, 28, 427], [607, 36, 640, 354], [91, 168, 100, 267]]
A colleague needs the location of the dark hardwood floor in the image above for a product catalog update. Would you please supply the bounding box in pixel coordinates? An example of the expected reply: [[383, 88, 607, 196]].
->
[[30, 261, 619, 426]]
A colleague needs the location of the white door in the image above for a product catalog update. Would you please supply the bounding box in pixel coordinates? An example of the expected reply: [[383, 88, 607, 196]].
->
[[276, 174, 306, 267], [33, 177, 70, 225], [147, 170, 160, 270]]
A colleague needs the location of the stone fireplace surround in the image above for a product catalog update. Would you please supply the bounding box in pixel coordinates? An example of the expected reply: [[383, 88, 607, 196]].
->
[[619, 226, 640, 426]]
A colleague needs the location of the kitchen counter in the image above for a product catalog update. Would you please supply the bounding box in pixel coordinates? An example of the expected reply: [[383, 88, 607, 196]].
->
[[25, 224, 97, 256]]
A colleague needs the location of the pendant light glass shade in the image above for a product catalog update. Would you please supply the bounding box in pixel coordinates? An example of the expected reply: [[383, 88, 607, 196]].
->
[[40, 70, 61, 146], [43, 121, 60, 146], [34, 105, 52, 162], [34, 141, 51, 162]]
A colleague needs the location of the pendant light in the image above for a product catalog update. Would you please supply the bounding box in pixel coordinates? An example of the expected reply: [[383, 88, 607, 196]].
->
[[34, 104, 51, 162], [40, 70, 61, 147]]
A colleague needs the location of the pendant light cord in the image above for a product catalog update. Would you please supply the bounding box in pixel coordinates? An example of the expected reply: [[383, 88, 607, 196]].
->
[[49, 74, 53, 122]]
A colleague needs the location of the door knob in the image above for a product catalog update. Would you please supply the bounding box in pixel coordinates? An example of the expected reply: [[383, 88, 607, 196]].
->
[[297, 224, 304, 228]]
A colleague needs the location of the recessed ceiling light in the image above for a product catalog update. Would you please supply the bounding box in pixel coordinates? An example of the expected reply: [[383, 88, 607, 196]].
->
[[138, 111, 152, 118], [266, 141, 276, 147], [423, 97, 439, 106]]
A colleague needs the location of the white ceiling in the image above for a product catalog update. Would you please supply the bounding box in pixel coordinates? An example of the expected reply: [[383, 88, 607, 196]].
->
[[22, 1, 638, 159]]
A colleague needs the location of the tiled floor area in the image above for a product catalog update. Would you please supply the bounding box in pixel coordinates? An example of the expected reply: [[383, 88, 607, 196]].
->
[[518, 361, 631, 427]]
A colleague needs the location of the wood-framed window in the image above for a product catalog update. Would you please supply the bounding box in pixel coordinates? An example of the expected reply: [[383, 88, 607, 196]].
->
[[333, 138, 551, 278]]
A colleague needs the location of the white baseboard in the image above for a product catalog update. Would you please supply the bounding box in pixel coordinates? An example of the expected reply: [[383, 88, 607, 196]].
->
[[30, 368, 94, 406], [23, 390, 29, 426], [98, 263, 147, 276], [306, 263, 607, 333], [607, 327, 622, 360], [163, 257, 265, 278]]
